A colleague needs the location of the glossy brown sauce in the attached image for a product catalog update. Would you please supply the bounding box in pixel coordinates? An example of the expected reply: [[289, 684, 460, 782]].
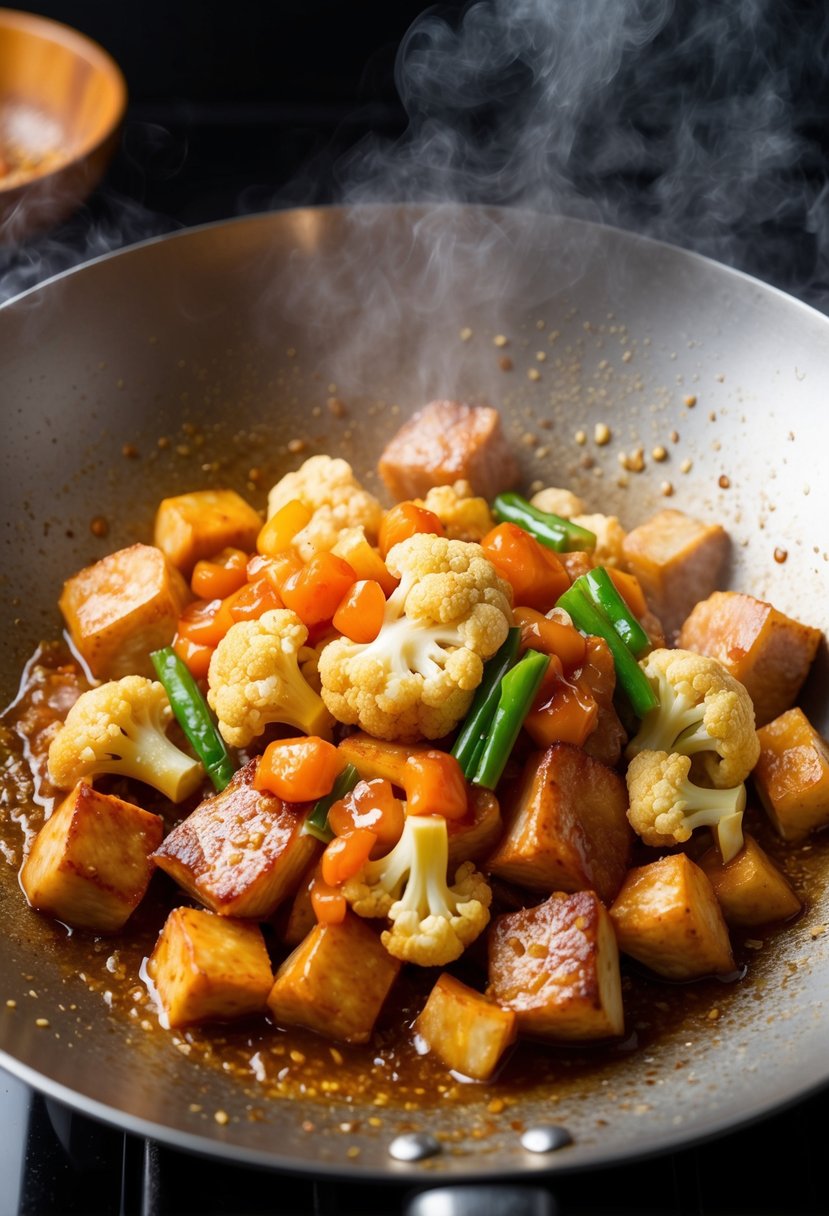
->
[[1, 640, 823, 1116]]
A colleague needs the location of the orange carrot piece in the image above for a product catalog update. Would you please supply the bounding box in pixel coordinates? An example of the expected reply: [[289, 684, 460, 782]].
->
[[513, 606, 587, 672], [226, 577, 283, 622], [254, 736, 343, 803], [333, 531, 399, 596], [321, 828, 378, 887], [327, 778, 405, 852], [247, 549, 304, 594], [190, 547, 249, 600], [281, 552, 357, 627], [523, 658, 598, 748], [257, 499, 313, 557], [310, 878, 347, 925], [172, 633, 215, 681], [175, 597, 232, 648], [405, 752, 469, 820], [332, 579, 386, 643], [378, 502, 445, 558], [481, 523, 570, 612]]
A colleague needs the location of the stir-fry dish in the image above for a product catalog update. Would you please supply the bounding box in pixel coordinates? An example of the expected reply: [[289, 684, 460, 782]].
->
[[5, 399, 827, 1088]]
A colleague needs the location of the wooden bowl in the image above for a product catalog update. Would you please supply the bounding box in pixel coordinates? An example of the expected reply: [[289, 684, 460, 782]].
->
[[0, 8, 126, 244]]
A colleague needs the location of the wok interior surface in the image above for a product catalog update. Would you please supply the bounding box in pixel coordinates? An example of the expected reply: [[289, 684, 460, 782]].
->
[[0, 204, 827, 1178]]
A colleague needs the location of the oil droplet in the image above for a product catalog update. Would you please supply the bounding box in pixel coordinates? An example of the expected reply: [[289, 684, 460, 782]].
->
[[774, 547, 788, 564]]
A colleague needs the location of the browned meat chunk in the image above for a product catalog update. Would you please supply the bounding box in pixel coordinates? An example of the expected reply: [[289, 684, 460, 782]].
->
[[487, 890, 624, 1041], [753, 706, 829, 840], [609, 853, 734, 980], [377, 400, 519, 502], [414, 973, 516, 1081], [678, 591, 822, 727], [697, 834, 801, 927], [486, 743, 632, 905], [152, 757, 319, 918], [621, 508, 729, 639], [20, 781, 163, 932]]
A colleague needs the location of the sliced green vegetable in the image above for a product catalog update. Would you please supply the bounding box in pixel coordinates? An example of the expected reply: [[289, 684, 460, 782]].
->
[[301, 762, 361, 843], [583, 566, 651, 657], [150, 646, 236, 791], [451, 627, 521, 778], [492, 492, 597, 553], [472, 649, 550, 790], [556, 584, 659, 719]]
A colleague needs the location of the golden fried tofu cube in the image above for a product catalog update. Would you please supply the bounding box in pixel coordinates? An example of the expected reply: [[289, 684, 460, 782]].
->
[[154, 488, 262, 576], [152, 758, 319, 918], [609, 853, 734, 980], [20, 781, 163, 932], [147, 906, 273, 1028], [487, 743, 632, 905], [678, 591, 822, 727], [487, 891, 624, 1041], [621, 508, 729, 638], [697, 834, 801, 927], [753, 707, 829, 841], [59, 543, 191, 680], [414, 973, 517, 1081], [267, 912, 401, 1044]]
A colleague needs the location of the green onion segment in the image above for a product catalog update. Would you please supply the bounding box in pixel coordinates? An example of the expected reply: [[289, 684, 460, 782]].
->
[[492, 492, 597, 553], [150, 646, 236, 791]]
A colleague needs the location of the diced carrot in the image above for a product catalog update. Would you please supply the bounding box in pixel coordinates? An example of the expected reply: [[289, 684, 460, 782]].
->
[[607, 568, 648, 620], [248, 550, 304, 594], [256, 499, 313, 557], [332, 579, 386, 643], [523, 657, 599, 748], [310, 878, 347, 925], [333, 531, 399, 596], [327, 778, 405, 852], [281, 553, 357, 627], [513, 606, 587, 672], [190, 547, 249, 600], [481, 523, 571, 612], [176, 597, 232, 648], [254, 737, 343, 803], [405, 752, 469, 820], [172, 633, 215, 681], [226, 577, 283, 622], [378, 502, 445, 559], [321, 829, 378, 886]]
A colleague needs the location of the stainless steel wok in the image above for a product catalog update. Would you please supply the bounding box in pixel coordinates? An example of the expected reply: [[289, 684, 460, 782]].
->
[[0, 204, 827, 1181]]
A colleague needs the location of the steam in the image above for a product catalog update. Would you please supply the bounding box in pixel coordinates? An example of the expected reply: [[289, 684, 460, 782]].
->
[[333, 0, 829, 308]]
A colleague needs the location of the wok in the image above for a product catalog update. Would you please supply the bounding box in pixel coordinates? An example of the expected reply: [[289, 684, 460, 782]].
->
[[0, 203, 827, 1182]]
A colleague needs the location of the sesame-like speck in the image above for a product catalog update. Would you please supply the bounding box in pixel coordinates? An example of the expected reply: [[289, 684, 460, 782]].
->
[[670, 430, 680, 443], [684, 394, 697, 407], [774, 548, 788, 564], [535, 351, 547, 362], [707, 1008, 721, 1021], [499, 355, 513, 371], [680, 458, 693, 473], [527, 368, 541, 381], [460, 327, 473, 341], [287, 439, 307, 455], [122, 443, 139, 459], [90, 516, 109, 538], [575, 430, 587, 445], [189, 1103, 203, 1113], [718, 474, 731, 489], [594, 423, 611, 445], [622, 350, 633, 363], [493, 334, 509, 347], [328, 396, 347, 417], [214, 1110, 229, 1125], [660, 481, 674, 497], [536, 319, 545, 329], [651, 445, 668, 462], [347, 1147, 361, 1159], [6, 999, 16, 1008], [290, 1049, 306, 1064], [35, 1018, 50, 1028], [521, 432, 537, 447]]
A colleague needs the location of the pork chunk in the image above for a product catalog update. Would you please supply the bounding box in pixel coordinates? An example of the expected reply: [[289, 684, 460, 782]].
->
[[59, 543, 190, 680], [154, 488, 262, 576], [486, 743, 632, 905], [697, 834, 801, 927], [152, 757, 319, 918], [678, 591, 822, 727], [487, 890, 624, 1041], [20, 781, 163, 932], [621, 508, 729, 639], [609, 853, 734, 980], [378, 400, 519, 502], [753, 707, 829, 840]]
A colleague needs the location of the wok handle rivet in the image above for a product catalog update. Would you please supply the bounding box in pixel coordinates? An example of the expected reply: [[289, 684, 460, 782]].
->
[[388, 1132, 443, 1162], [520, 1125, 573, 1154]]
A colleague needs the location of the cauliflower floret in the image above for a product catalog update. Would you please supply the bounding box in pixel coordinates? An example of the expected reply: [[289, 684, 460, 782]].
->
[[342, 813, 491, 966], [416, 480, 495, 542], [627, 749, 747, 862], [207, 608, 334, 748], [266, 455, 383, 561], [626, 648, 760, 787], [319, 534, 513, 742], [47, 676, 203, 802], [530, 486, 587, 519]]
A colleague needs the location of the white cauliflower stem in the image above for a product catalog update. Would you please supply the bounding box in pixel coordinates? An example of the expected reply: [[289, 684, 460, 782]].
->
[[342, 813, 492, 966], [319, 533, 512, 742], [626, 648, 760, 787], [47, 676, 203, 802]]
